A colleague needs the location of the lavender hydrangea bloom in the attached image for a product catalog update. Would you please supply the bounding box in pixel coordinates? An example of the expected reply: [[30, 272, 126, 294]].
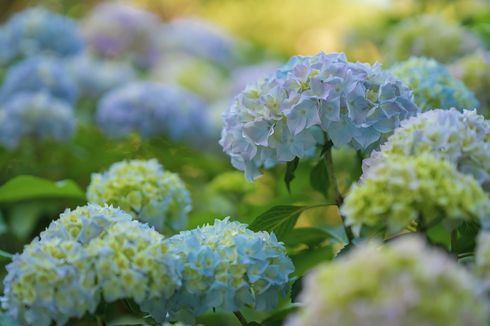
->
[[97, 82, 212, 145], [82, 3, 161, 68], [0, 92, 76, 149], [160, 18, 239, 68], [165, 218, 294, 322], [0, 7, 84, 63], [66, 54, 136, 100], [390, 57, 479, 112], [220, 52, 418, 180], [0, 57, 78, 104]]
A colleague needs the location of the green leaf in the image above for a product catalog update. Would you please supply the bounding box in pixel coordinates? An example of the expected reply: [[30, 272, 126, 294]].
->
[[249, 205, 304, 240], [8, 203, 44, 240], [261, 304, 299, 326], [291, 245, 334, 276], [310, 158, 330, 198], [283, 227, 333, 248], [0, 175, 85, 203], [335, 242, 355, 258], [0, 248, 13, 260], [284, 157, 299, 193]]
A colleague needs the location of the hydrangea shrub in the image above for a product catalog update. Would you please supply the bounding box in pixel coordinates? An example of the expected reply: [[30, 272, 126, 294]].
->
[[220, 52, 418, 180], [87, 159, 191, 233]]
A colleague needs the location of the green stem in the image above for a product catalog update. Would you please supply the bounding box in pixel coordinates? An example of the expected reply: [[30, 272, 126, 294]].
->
[[233, 311, 248, 326], [95, 315, 105, 326], [323, 140, 355, 244]]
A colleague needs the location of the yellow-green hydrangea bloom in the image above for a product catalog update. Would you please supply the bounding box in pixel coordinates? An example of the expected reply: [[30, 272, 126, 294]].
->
[[287, 236, 488, 326], [87, 220, 182, 321], [87, 159, 191, 234], [1, 239, 98, 326], [364, 109, 490, 192], [342, 154, 490, 235]]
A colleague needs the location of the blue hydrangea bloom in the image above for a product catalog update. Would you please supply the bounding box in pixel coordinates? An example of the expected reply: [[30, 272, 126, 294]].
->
[[0, 57, 78, 104], [160, 18, 239, 69], [0, 7, 84, 64], [165, 218, 294, 322], [66, 54, 136, 100], [220, 52, 418, 180], [82, 3, 161, 69], [390, 57, 479, 112], [0, 92, 76, 149], [96, 82, 212, 145], [0, 27, 17, 66]]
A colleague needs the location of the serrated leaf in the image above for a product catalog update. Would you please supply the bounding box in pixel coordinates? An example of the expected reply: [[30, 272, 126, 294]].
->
[[284, 157, 299, 193], [335, 242, 355, 258], [0, 176, 85, 203], [310, 158, 330, 198], [283, 227, 332, 248], [291, 245, 333, 276], [249, 205, 305, 240], [261, 304, 299, 326]]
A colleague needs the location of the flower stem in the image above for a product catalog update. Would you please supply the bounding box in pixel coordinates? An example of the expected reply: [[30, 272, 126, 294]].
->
[[233, 311, 248, 326], [323, 140, 355, 244]]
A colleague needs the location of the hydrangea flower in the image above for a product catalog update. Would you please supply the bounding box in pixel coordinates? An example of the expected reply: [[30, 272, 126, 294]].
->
[[220, 52, 417, 180], [287, 236, 488, 326], [40, 204, 133, 245], [383, 15, 482, 64], [390, 57, 479, 112], [363, 109, 490, 192], [450, 51, 490, 116], [342, 154, 490, 235], [66, 54, 136, 101], [160, 18, 239, 68], [165, 218, 294, 321], [86, 159, 191, 233], [96, 82, 212, 146], [0, 27, 17, 66], [0, 92, 76, 149], [229, 61, 281, 96], [1, 238, 98, 326], [0, 7, 84, 64], [0, 57, 78, 104], [475, 231, 490, 289], [82, 3, 161, 68], [87, 220, 182, 321]]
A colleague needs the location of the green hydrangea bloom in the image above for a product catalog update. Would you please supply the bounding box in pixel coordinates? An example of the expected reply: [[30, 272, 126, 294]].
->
[[390, 57, 479, 112], [342, 154, 490, 235], [208, 171, 255, 196], [2, 239, 98, 326], [87, 159, 191, 234], [363, 109, 490, 192], [383, 15, 481, 64], [287, 236, 488, 326], [87, 220, 182, 321], [450, 51, 490, 117]]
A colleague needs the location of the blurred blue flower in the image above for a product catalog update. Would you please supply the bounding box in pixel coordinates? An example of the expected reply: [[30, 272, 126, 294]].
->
[[220, 52, 418, 180], [66, 53, 136, 101], [160, 18, 239, 68], [165, 218, 294, 322], [82, 3, 161, 69], [0, 92, 76, 149], [0, 7, 84, 64], [96, 82, 212, 146], [0, 57, 78, 104]]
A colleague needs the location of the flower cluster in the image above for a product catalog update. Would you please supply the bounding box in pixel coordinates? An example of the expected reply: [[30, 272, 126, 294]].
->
[[96, 82, 211, 145], [82, 3, 161, 68], [390, 57, 479, 112], [450, 51, 490, 116], [220, 52, 417, 180], [1, 238, 97, 326], [66, 54, 136, 101], [87, 221, 182, 321], [87, 159, 191, 233], [0, 92, 76, 149], [165, 218, 294, 321], [2, 204, 184, 325], [287, 236, 488, 326], [0, 57, 78, 104], [476, 231, 490, 288], [342, 154, 490, 235], [383, 15, 482, 64], [363, 109, 490, 192], [0, 7, 84, 65], [160, 18, 239, 68]]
